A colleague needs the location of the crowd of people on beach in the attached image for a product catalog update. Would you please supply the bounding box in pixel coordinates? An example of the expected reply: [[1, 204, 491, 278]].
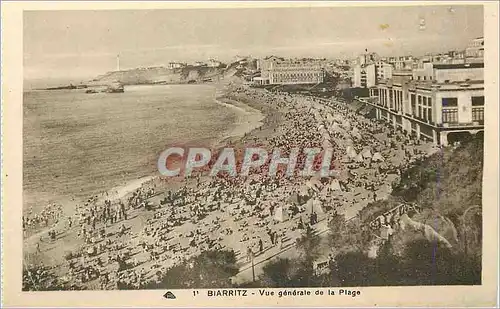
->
[[25, 85, 436, 290], [23, 203, 63, 237]]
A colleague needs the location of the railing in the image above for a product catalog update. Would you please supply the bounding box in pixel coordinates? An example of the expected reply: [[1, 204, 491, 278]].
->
[[368, 203, 423, 230], [472, 107, 485, 124]]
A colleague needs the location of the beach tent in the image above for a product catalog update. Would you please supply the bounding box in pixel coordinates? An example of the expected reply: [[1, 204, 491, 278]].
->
[[355, 153, 364, 163], [306, 178, 322, 192], [274, 206, 290, 222], [287, 194, 300, 206], [306, 199, 325, 215], [342, 120, 351, 130], [372, 152, 385, 162], [351, 127, 362, 140], [361, 148, 373, 159], [346, 146, 358, 159], [333, 114, 344, 123], [323, 139, 333, 149], [344, 138, 354, 147], [329, 179, 343, 191], [299, 185, 311, 197], [330, 122, 341, 132]]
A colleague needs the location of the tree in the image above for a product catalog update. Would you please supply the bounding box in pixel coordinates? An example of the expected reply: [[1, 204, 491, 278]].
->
[[260, 258, 292, 287], [296, 225, 321, 262], [145, 250, 238, 289], [334, 251, 376, 286], [400, 239, 481, 285], [328, 213, 346, 248]]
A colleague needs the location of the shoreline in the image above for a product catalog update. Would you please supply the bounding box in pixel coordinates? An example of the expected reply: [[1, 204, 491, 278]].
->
[[23, 83, 275, 242]]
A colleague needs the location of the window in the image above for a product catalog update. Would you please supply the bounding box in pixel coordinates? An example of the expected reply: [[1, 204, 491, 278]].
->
[[411, 94, 416, 115], [472, 107, 484, 122], [442, 97, 458, 107], [428, 108, 432, 122], [428, 98, 432, 107], [442, 109, 458, 123], [472, 96, 484, 106]]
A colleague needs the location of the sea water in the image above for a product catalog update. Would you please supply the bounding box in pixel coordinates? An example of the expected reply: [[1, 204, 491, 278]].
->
[[23, 84, 244, 213]]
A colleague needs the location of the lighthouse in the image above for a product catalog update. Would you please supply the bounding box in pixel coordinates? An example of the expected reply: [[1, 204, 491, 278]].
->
[[116, 54, 121, 71]]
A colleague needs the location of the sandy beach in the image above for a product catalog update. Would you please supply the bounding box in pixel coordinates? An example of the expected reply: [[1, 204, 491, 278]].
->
[[23, 82, 436, 290], [22, 82, 270, 242]]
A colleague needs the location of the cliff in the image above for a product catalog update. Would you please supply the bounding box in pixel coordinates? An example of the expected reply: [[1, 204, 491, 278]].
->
[[361, 134, 484, 259], [89, 65, 226, 86]]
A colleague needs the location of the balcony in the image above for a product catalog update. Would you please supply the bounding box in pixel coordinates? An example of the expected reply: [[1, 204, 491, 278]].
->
[[472, 107, 484, 125]]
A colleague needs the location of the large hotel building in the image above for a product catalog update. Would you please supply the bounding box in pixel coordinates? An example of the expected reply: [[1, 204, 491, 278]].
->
[[254, 56, 325, 85], [362, 37, 484, 146]]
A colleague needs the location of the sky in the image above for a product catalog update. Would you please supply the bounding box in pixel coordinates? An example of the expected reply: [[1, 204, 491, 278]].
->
[[24, 5, 484, 81]]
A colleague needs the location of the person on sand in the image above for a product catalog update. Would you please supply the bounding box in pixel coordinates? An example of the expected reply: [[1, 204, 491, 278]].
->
[[118, 224, 126, 236], [246, 246, 253, 262]]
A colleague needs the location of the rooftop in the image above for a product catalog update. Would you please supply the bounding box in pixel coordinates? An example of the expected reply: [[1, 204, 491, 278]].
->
[[378, 78, 484, 90], [433, 62, 484, 70]]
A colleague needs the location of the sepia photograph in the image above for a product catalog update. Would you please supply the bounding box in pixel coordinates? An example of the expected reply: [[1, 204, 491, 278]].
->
[[1, 1, 499, 308]]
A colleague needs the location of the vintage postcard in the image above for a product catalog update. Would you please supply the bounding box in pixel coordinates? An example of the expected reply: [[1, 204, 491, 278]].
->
[[1, 1, 499, 307]]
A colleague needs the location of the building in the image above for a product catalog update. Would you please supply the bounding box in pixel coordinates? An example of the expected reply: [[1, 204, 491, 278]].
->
[[365, 62, 484, 145], [167, 62, 186, 69], [235, 55, 249, 63], [352, 61, 392, 88], [353, 64, 376, 88], [465, 37, 484, 63], [375, 61, 394, 81], [383, 55, 415, 70], [412, 61, 434, 81], [354, 51, 380, 66], [207, 59, 222, 68], [254, 56, 325, 85]]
